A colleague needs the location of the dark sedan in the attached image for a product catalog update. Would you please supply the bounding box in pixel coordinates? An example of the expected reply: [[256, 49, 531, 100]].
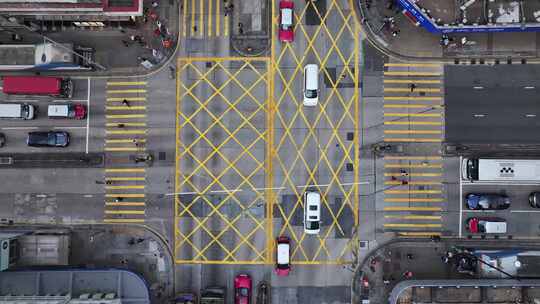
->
[[465, 193, 510, 210], [27, 131, 70, 147]]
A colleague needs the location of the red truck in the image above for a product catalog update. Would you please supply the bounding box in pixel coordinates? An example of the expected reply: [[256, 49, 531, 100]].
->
[[2, 76, 73, 98]]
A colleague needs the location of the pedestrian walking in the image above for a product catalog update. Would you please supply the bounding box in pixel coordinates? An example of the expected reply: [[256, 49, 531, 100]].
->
[[403, 271, 413, 279], [105, 180, 113, 185], [117, 123, 125, 128], [406, 253, 414, 260], [238, 22, 244, 34], [391, 175, 397, 181], [409, 83, 416, 92], [122, 99, 130, 107], [400, 169, 408, 177], [401, 180, 408, 185], [151, 0, 158, 7], [391, 29, 400, 37], [115, 197, 123, 202], [122, 40, 130, 47]]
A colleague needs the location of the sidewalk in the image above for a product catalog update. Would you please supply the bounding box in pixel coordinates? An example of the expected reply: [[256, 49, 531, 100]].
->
[[0, 0, 178, 76], [355, 0, 540, 61], [230, 0, 270, 56], [352, 238, 540, 303]]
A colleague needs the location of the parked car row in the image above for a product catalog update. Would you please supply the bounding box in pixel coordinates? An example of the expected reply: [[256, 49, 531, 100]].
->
[[0, 103, 86, 120], [465, 192, 540, 234]]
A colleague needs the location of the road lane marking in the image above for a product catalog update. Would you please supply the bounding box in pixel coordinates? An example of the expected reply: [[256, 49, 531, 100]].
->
[[53, 126, 87, 130], [385, 172, 442, 177], [398, 232, 441, 236], [384, 88, 441, 93], [106, 106, 147, 111], [384, 138, 443, 143], [384, 223, 442, 228], [1, 127, 38, 130], [385, 181, 442, 185], [106, 122, 147, 127], [106, 177, 145, 181], [384, 198, 444, 203], [53, 99, 87, 103], [106, 168, 145, 173], [384, 190, 442, 194], [106, 97, 146, 102], [384, 63, 441, 67], [384, 113, 441, 117], [105, 193, 145, 198], [106, 139, 146, 143], [385, 215, 442, 220], [384, 130, 442, 134], [107, 81, 147, 86], [384, 121, 442, 125], [106, 114, 146, 119], [384, 96, 442, 101], [107, 89, 147, 94], [106, 130, 147, 135], [105, 147, 144, 152], [384, 156, 442, 160], [384, 104, 442, 109], [106, 185, 145, 190], [103, 218, 145, 223], [384, 163, 442, 168], [383, 71, 441, 76], [384, 206, 442, 211], [384, 79, 441, 84]]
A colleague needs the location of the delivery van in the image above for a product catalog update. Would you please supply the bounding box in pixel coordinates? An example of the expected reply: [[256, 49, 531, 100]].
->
[[48, 104, 86, 119], [0, 103, 35, 119]]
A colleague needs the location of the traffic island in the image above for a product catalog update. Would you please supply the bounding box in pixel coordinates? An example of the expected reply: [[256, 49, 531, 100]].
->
[[230, 0, 270, 57]]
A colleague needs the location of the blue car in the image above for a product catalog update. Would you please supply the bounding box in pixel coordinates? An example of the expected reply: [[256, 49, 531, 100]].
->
[[466, 193, 510, 210]]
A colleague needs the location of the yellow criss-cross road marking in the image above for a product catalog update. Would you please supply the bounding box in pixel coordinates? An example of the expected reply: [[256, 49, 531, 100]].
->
[[384, 198, 444, 203], [106, 106, 147, 111], [105, 202, 146, 206], [384, 130, 442, 134], [384, 206, 442, 211], [104, 218, 145, 223], [385, 215, 442, 220], [106, 185, 145, 190], [385, 190, 442, 194], [384, 223, 442, 228], [106, 168, 145, 173], [384, 138, 443, 143], [107, 81, 147, 86]]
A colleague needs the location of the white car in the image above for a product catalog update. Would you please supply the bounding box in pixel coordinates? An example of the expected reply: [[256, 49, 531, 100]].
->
[[303, 191, 321, 234], [303, 64, 319, 106]]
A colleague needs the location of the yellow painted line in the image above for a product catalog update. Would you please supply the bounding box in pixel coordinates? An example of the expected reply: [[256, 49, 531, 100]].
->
[[106, 114, 146, 119], [384, 156, 441, 160], [385, 172, 442, 177], [385, 181, 442, 186], [199, 0, 203, 37], [384, 130, 441, 134], [215, 0, 220, 36], [384, 79, 441, 84], [384, 138, 443, 143], [106, 177, 145, 181], [106, 106, 147, 111], [384, 206, 442, 211], [106, 185, 145, 190], [224, 15, 229, 36], [107, 81, 147, 86], [384, 223, 442, 228], [384, 198, 444, 203], [105, 210, 145, 215], [103, 218, 145, 223], [384, 113, 441, 117], [384, 96, 442, 101], [384, 104, 442, 109], [385, 215, 442, 220], [107, 89, 147, 94], [398, 232, 441, 237], [105, 202, 146, 206], [106, 139, 147, 144], [106, 168, 145, 173], [385, 121, 442, 125], [190, 0, 195, 35], [177, 57, 269, 62], [105, 147, 144, 152], [105, 193, 145, 198], [106, 122, 147, 127], [174, 260, 268, 265], [106, 130, 147, 135], [384, 63, 441, 67], [107, 97, 146, 102], [384, 71, 441, 76], [384, 163, 442, 168], [208, 0, 212, 36], [385, 190, 442, 194], [384, 88, 440, 93]]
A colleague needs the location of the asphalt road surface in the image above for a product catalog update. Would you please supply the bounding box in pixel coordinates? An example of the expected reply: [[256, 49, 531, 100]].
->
[[445, 65, 540, 144]]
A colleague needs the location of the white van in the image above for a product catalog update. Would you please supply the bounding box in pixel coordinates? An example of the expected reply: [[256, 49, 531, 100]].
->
[[303, 64, 319, 106], [304, 191, 321, 234], [0, 103, 35, 120]]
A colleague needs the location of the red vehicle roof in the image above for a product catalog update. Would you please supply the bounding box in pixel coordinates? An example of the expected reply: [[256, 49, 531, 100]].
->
[[3, 76, 61, 95]]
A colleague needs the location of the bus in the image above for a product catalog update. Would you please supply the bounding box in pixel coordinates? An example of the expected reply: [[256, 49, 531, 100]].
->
[[0, 43, 93, 71], [462, 158, 540, 182], [3, 76, 73, 98]]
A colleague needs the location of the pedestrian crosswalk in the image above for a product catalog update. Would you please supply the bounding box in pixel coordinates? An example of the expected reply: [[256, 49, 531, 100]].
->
[[103, 80, 148, 223], [381, 62, 445, 237], [383, 63, 444, 143], [181, 0, 230, 38]]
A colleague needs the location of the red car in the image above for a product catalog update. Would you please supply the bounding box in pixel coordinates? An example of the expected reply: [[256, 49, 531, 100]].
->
[[275, 236, 291, 276], [279, 0, 294, 42], [234, 274, 252, 304]]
